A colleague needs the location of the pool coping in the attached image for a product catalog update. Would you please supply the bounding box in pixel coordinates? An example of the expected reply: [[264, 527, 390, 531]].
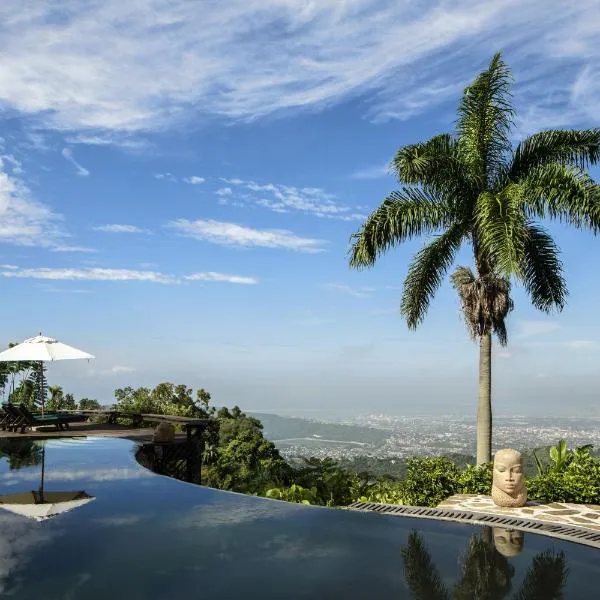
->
[[347, 501, 600, 549]]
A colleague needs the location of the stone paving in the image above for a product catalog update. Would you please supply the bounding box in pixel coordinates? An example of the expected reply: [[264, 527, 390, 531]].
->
[[438, 494, 600, 531]]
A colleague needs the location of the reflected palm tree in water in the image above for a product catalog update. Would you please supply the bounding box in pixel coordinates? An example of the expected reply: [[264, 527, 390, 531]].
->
[[401, 527, 567, 600], [0, 439, 43, 470]]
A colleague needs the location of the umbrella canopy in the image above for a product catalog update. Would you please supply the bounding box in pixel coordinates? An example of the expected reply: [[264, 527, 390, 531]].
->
[[0, 491, 95, 521], [0, 335, 94, 414], [0, 335, 94, 362]]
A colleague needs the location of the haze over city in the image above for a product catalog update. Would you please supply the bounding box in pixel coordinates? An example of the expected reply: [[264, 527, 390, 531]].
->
[[1, 1, 599, 416]]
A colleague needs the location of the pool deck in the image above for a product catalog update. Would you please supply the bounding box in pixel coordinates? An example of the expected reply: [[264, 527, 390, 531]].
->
[[0, 421, 188, 443], [349, 494, 600, 549], [438, 493, 600, 531]]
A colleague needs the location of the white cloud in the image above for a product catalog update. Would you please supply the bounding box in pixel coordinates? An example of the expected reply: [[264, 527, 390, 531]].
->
[[107, 365, 136, 374], [169, 218, 326, 253], [154, 172, 177, 182], [0, 154, 24, 175], [1, 267, 177, 284], [564, 340, 597, 349], [183, 176, 205, 184], [216, 177, 364, 220], [65, 134, 148, 150], [185, 272, 258, 285], [0, 162, 65, 248], [1, 266, 259, 285], [1, 1, 597, 133], [323, 283, 373, 298], [351, 163, 391, 180], [93, 224, 151, 234], [51, 245, 97, 253], [516, 320, 561, 338], [61, 147, 90, 177]]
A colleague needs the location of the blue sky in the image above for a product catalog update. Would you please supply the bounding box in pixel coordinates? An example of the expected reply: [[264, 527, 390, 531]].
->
[[0, 1, 599, 417]]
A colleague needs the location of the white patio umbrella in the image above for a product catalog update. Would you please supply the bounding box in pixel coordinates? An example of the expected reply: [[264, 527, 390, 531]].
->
[[0, 335, 94, 414]]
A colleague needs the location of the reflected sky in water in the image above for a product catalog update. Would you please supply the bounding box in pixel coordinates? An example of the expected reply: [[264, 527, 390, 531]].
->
[[0, 437, 599, 599]]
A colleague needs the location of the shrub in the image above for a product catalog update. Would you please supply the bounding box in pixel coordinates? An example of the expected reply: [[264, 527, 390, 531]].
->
[[356, 480, 406, 505], [459, 463, 493, 495], [265, 484, 318, 505], [402, 457, 461, 507], [528, 448, 600, 504]]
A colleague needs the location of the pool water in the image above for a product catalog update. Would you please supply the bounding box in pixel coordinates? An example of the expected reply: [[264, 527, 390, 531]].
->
[[0, 437, 599, 599]]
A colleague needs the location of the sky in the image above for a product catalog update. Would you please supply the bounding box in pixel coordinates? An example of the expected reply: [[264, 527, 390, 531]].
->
[[0, 0, 600, 418]]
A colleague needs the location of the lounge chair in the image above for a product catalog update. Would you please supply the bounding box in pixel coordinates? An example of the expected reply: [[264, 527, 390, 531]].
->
[[13, 404, 88, 433], [2, 403, 25, 432], [0, 404, 13, 430]]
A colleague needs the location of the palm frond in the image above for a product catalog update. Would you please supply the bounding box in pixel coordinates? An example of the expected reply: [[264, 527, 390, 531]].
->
[[510, 129, 600, 181], [475, 187, 528, 277], [392, 133, 473, 199], [349, 188, 455, 269], [521, 163, 600, 231], [512, 550, 567, 600], [401, 223, 465, 328], [401, 531, 450, 600], [451, 266, 513, 342], [457, 52, 514, 186], [493, 319, 509, 347], [520, 224, 567, 312]]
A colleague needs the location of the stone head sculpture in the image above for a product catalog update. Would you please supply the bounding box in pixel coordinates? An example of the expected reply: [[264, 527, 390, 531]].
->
[[492, 448, 527, 508], [493, 527, 524, 557]]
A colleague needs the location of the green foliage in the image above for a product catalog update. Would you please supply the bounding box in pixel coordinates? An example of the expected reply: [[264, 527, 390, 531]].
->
[[204, 406, 292, 495], [401, 457, 461, 507], [458, 463, 493, 495], [265, 484, 317, 505], [79, 398, 101, 410], [528, 445, 600, 504], [114, 382, 211, 418], [293, 457, 354, 506], [357, 480, 406, 505], [549, 439, 570, 470]]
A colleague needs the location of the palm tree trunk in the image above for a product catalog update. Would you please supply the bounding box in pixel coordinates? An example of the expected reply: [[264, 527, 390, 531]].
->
[[477, 332, 492, 464]]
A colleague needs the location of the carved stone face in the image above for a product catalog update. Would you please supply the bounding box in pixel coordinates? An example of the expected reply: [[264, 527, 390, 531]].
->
[[493, 527, 524, 557], [493, 449, 524, 496]]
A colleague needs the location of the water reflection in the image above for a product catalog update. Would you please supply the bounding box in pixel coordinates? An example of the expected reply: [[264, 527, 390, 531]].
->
[[0, 444, 95, 522], [493, 528, 523, 557], [401, 526, 567, 600], [0, 439, 43, 471], [0, 438, 593, 599]]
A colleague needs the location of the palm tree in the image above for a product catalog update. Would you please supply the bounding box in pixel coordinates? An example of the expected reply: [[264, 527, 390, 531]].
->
[[349, 53, 600, 463]]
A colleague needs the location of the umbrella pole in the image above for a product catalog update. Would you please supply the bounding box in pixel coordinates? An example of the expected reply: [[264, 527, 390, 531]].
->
[[38, 361, 45, 415], [39, 445, 45, 503]]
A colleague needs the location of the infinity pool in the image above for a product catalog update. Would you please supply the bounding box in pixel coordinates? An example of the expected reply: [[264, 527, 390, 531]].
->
[[1, 437, 599, 599]]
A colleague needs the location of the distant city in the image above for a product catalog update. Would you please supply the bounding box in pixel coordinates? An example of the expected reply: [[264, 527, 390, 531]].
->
[[252, 412, 600, 462]]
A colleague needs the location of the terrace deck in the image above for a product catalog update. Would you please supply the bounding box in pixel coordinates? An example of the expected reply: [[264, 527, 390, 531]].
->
[[0, 420, 180, 442]]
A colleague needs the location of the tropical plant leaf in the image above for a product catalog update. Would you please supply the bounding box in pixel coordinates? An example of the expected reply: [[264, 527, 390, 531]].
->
[[520, 224, 567, 312], [392, 134, 474, 200], [349, 188, 454, 269], [457, 52, 514, 186], [521, 163, 600, 231], [475, 187, 528, 276], [401, 223, 465, 328], [510, 129, 600, 180], [401, 531, 450, 600]]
